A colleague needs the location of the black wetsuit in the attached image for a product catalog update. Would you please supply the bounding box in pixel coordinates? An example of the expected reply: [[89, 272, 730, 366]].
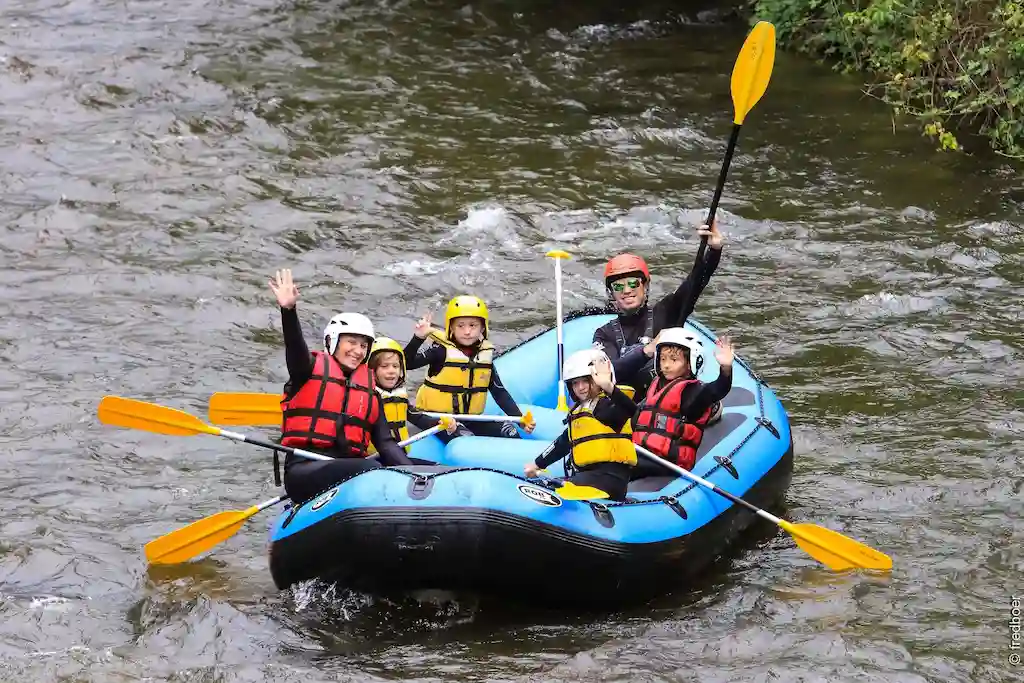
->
[[280, 306, 413, 504]]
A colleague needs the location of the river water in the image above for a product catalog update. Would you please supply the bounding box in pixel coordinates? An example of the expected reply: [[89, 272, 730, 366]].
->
[[1, 1, 1021, 681]]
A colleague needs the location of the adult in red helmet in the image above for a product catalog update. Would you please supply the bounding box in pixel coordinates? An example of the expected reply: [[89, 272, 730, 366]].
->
[[269, 268, 414, 505], [592, 220, 724, 396]]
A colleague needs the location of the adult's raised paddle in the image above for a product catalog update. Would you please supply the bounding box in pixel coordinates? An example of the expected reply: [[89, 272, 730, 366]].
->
[[633, 444, 892, 572], [141, 424, 449, 565], [546, 249, 572, 412], [696, 20, 776, 263]]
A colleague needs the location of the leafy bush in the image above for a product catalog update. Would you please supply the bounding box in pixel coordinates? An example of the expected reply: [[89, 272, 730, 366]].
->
[[753, 0, 1024, 157]]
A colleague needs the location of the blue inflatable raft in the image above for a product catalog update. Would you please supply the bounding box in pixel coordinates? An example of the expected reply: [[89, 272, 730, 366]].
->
[[267, 311, 793, 599]]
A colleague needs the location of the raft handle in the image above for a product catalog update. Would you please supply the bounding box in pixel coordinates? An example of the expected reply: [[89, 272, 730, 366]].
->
[[714, 455, 740, 479], [407, 476, 434, 501], [662, 495, 688, 520], [281, 502, 301, 530], [755, 416, 780, 439], [590, 502, 615, 528]]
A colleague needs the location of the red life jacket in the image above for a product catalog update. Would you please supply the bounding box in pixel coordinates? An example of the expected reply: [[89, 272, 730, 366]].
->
[[631, 377, 712, 471], [280, 352, 379, 457]]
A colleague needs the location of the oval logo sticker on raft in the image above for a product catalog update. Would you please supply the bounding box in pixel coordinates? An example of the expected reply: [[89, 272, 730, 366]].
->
[[517, 484, 562, 507], [309, 488, 338, 511]]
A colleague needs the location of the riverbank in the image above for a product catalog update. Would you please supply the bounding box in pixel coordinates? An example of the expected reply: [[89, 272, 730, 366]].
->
[[752, 0, 1024, 158]]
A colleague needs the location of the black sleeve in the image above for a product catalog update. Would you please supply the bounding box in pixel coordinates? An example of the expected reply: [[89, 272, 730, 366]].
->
[[489, 366, 523, 416], [593, 324, 620, 362], [611, 346, 650, 386], [655, 244, 723, 329], [369, 410, 414, 465], [404, 336, 446, 374], [591, 390, 637, 431], [534, 429, 571, 469], [683, 367, 733, 420], [281, 306, 314, 394], [696, 245, 722, 296], [407, 408, 438, 431]]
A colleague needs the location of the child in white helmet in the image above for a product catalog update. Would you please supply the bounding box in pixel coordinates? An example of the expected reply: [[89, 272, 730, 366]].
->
[[405, 295, 536, 442], [269, 269, 414, 504], [629, 328, 734, 476], [523, 348, 637, 501]]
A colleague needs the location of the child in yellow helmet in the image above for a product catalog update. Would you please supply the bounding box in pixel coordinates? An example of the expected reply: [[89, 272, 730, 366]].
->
[[367, 337, 458, 456], [405, 295, 536, 442]]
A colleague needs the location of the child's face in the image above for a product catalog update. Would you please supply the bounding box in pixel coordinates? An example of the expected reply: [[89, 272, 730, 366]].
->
[[451, 317, 484, 346], [659, 346, 689, 380], [570, 377, 595, 401], [374, 352, 403, 389]]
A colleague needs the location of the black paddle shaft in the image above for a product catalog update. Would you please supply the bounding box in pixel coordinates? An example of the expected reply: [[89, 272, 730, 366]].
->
[[695, 122, 742, 266]]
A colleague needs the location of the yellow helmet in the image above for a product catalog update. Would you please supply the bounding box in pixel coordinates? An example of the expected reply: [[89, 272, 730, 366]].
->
[[368, 336, 406, 385], [445, 295, 489, 340]]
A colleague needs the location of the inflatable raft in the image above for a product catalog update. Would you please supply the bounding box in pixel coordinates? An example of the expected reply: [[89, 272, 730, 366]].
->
[[267, 311, 793, 600]]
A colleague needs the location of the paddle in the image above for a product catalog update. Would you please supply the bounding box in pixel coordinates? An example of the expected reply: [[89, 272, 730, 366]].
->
[[546, 249, 572, 412], [140, 424, 450, 566], [532, 472, 609, 501], [209, 391, 281, 427], [207, 392, 537, 431], [419, 410, 534, 426], [633, 444, 892, 572], [694, 20, 776, 266], [98, 395, 449, 464]]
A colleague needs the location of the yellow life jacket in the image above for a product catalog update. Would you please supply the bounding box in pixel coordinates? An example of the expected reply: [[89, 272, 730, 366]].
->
[[368, 386, 410, 454], [567, 397, 637, 468], [414, 332, 494, 415]]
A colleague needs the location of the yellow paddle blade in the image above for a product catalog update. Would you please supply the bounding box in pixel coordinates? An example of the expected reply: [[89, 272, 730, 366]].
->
[[98, 396, 219, 437], [780, 520, 893, 571], [731, 21, 776, 125], [145, 506, 259, 564], [555, 483, 610, 500], [208, 392, 282, 426], [546, 250, 571, 260]]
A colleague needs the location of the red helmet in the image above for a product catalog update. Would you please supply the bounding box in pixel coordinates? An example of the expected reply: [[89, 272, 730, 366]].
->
[[604, 254, 650, 285]]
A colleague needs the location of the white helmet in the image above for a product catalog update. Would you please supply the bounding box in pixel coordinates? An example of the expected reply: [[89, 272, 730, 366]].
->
[[655, 327, 704, 377], [562, 348, 615, 399], [323, 313, 375, 358]]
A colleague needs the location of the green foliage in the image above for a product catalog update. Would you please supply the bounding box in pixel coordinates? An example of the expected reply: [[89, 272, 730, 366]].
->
[[753, 0, 1024, 157]]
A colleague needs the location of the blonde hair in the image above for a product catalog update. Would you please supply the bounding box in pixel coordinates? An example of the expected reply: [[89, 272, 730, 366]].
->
[[369, 349, 401, 370]]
